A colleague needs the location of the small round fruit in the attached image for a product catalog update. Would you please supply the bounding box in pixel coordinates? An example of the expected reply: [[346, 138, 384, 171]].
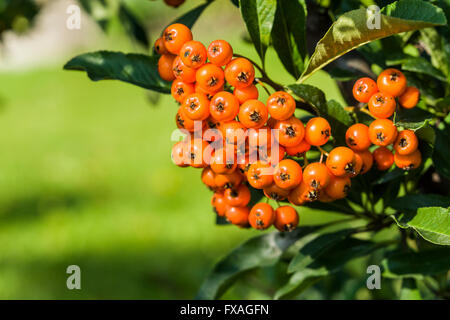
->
[[349, 151, 364, 178], [286, 140, 311, 157], [196, 63, 225, 93], [172, 56, 196, 83], [233, 85, 259, 104], [266, 91, 296, 120], [180, 40, 207, 69], [368, 92, 396, 119], [207, 40, 233, 66], [304, 117, 331, 146], [171, 141, 188, 167], [302, 162, 330, 189], [324, 175, 351, 200], [263, 183, 290, 201], [249, 203, 275, 230], [273, 117, 305, 147], [352, 77, 378, 103], [247, 161, 273, 189], [345, 123, 371, 151], [211, 192, 227, 217], [288, 181, 318, 205], [171, 80, 195, 103], [398, 86, 420, 109], [215, 171, 243, 189], [238, 99, 268, 129], [226, 206, 249, 227], [185, 138, 211, 168], [394, 130, 419, 156], [377, 68, 407, 97], [368, 119, 398, 146], [373, 146, 394, 171], [220, 120, 246, 145], [210, 145, 237, 174], [224, 184, 251, 207], [163, 23, 193, 55], [158, 54, 176, 81], [224, 58, 255, 88], [356, 150, 373, 174], [394, 149, 422, 170], [164, 0, 185, 8], [201, 167, 216, 189], [326, 147, 356, 177], [182, 93, 211, 121], [154, 37, 167, 55], [210, 91, 240, 122], [274, 206, 299, 232], [273, 159, 303, 190]]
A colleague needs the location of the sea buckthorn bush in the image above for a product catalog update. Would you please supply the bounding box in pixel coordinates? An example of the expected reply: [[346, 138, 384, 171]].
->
[[65, 0, 450, 300]]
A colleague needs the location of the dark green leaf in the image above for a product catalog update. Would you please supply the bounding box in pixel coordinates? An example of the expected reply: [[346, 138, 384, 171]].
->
[[118, 4, 149, 47], [401, 57, 447, 82], [169, 2, 210, 29], [394, 107, 433, 130], [239, 0, 277, 65], [298, 0, 447, 83], [196, 227, 318, 299], [382, 247, 450, 278], [420, 28, 449, 78], [390, 194, 450, 213], [373, 168, 406, 185], [63, 51, 171, 93], [432, 125, 450, 179], [271, 0, 307, 78], [400, 278, 422, 300], [304, 199, 357, 216]]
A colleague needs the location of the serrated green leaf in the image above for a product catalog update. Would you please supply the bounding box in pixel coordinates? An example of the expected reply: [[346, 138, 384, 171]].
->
[[63, 51, 171, 93], [298, 0, 447, 83], [196, 226, 318, 300], [382, 248, 450, 278], [240, 0, 277, 66], [271, 0, 307, 78]]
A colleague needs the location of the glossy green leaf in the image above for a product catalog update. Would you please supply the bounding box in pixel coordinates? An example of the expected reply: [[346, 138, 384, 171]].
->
[[271, 0, 307, 78], [394, 108, 434, 130], [382, 247, 450, 278], [196, 227, 318, 300], [420, 28, 449, 78], [240, 0, 277, 65], [298, 0, 447, 83], [401, 57, 447, 82], [390, 194, 450, 213], [373, 168, 406, 185], [118, 4, 149, 47], [433, 125, 450, 179], [169, 2, 211, 29], [63, 51, 171, 93]]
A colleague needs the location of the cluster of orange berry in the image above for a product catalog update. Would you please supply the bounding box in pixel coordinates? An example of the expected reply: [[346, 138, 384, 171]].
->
[[156, 23, 421, 232], [351, 68, 422, 172]]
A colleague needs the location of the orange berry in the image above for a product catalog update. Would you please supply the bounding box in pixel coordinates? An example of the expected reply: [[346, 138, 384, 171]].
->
[[238, 99, 268, 129], [368, 119, 398, 146], [196, 63, 225, 93], [263, 183, 290, 201], [394, 149, 422, 170], [356, 150, 373, 174], [326, 146, 356, 177], [274, 206, 299, 232], [368, 92, 396, 119], [303, 162, 330, 189], [273, 116, 305, 147], [345, 123, 371, 151], [377, 68, 407, 97], [266, 91, 296, 120], [154, 37, 167, 55], [249, 203, 275, 230], [247, 161, 273, 189], [224, 58, 255, 88], [288, 181, 318, 205], [233, 85, 259, 104], [180, 40, 207, 69], [201, 167, 216, 189], [224, 184, 251, 207], [226, 206, 250, 227], [210, 91, 240, 122], [285, 140, 311, 157], [158, 54, 176, 81], [273, 159, 303, 190], [207, 40, 233, 67], [172, 56, 196, 83], [352, 77, 378, 103], [171, 80, 195, 103], [304, 117, 331, 146], [211, 192, 227, 217], [394, 130, 419, 155], [163, 23, 193, 55], [324, 175, 351, 200], [171, 141, 188, 167], [373, 146, 394, 171], [182, 93, 211, 121], [398, 86, 420, 109]]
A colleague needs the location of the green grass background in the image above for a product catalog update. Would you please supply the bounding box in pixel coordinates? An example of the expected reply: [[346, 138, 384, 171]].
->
[[0, 0, 346, 299]]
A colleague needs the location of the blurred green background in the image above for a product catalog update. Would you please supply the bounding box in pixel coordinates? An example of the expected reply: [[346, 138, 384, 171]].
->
[[0, 0, 346, 299]]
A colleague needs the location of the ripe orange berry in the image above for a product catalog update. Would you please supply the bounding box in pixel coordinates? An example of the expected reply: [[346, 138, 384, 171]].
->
[[345, 123, 371, 151], [326, 146, 356, 177], [215, 171, 243, 189], [303, 162, 330, 189], [164, 0, 185, 8], [288, 181, 318, 205], [304, 117, 331, 146], [171, 141, 188, 167], [286, 140, 311, 157], [158, 54, 176, 81], [182, 93, 211, 121], [238, 99, 268, 129], [171, 80, 195, 103], [368, 92, 396, 119], [224, 184, 251, 207], [274, 206, 299, 232], [368, 119, 398, 146], [356, 150, 373, 174], [207, 40, 233, 67], [273, 159, 303, 190], [273, 117, 305, 147], [224, 58, 255, 88], [201, 167, 216, 189], [394, 149, 422, 170], [377, 68, 407, 97], [249, 203, 275, 230], [211, 192, 227, 217], [398, 86, 420, 109], [352, 77, 378, 103], [180, 40, 207, 69], [176, 107, 198, 132], [258, 145, 285, 166], [247, 161, 273, 189], [154, 37, 167, 55], [210, 91, 240, 122], [195, 82, 222, 100], [163, 23, 193, 55], [210, 145, 237, 174], [226, 206, 249, 227], [324, 175, 351, 200], [220, 120, 246, 145], [394, 130, 419, 156], [266, 91, 296, 120], [263, 183, 290, 201], [233, 85, 259, 104], [373, 146, 394, 171], [186, 138, 211, 168], [196, 63, 225, 93], [172, 56, 196, 83], [247, 126, 273, 150], [349, 151, 364, 177]]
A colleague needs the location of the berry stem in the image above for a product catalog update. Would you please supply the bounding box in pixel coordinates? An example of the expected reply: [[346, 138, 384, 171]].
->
[[255, 78, 271, 95], [316, 146, 329, 157]]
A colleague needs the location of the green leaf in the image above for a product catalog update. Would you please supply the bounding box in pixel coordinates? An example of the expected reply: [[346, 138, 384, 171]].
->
[[382, 247, 450, 278], [287, 84, 325, 115], [298, 0, 447, 83], [239, 0, 277, 66], [391, 194, 450, 213], [394, 207, 450, 246], [118, 4, 149, 47], [394, 107, 434, 130], [373, 168, 406, 185], [432, 125, 450, 179], [196, 226, 318, 300], [63, 51, 171, 93], [275, 238, 381, 299], [169, 2, 210, 29], [420, 28, 449, 78], [401, 57, 447, 82], [400, 278, 422, 300], [271, 0, 307, 78], [288, 229, 354, 273]]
